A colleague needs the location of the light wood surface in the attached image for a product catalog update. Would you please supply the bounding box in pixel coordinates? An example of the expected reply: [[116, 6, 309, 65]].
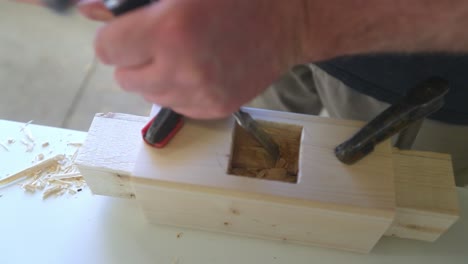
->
[[76, 113, 148, 199], [133, 108, 395, 211], [75, 109, 459, 253], [386, 149, 459, 241]]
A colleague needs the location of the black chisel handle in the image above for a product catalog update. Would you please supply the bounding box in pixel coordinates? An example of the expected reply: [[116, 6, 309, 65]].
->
[[335, 77, 449, 165], [103, 0, 152, 16]]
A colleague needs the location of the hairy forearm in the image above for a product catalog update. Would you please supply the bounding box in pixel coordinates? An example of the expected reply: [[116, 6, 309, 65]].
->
[[299, 0, 468, 62]]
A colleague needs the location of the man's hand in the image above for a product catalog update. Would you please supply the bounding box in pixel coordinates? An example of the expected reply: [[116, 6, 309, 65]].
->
[[77, 0, 468, 119], [80, 0, 307, 119]]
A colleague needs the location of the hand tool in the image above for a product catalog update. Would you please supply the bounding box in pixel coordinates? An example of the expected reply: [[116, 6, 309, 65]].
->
[[42, 0, 280, 159], [335, 77, 449, 165]]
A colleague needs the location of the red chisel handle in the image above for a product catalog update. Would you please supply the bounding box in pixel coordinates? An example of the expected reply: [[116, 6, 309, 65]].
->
[[102, 0, 185, 148], [141, 108, 184, 148]]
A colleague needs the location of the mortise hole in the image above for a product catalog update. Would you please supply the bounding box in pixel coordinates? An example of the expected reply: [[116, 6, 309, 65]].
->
[[228, 120, 302, 183]]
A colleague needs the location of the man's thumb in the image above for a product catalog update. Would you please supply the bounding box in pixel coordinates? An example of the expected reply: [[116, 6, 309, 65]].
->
[[77, 0, 114, 21]]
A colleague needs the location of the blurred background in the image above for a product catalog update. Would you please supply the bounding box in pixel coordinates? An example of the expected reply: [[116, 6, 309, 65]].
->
[[0, 1, 151, 131]]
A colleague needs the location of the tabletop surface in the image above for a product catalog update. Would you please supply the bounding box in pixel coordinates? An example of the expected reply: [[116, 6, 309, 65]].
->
[[1, 119, 467, 264]]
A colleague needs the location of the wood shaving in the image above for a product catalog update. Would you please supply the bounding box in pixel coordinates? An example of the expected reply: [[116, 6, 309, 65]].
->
[[51, 179, 73, 186], [257, 169, 267, 178], [20, 139, 34, 152], [0, 155, 63, 186], [23, 184, 36, 192], [0, 143, 9, 151], [19, 120, 33, 132], [75, 180, 86, 188], [56, 188, 67, 197], [43, 185, 64, 199], [97, 112, 115, 118], [71, 148, 80, 162], [48, 172, 82, 180], [36, 153, 44, 161], [42, 142, 49, 148], [275, 158, 288, 168], [67, 142, 83, 147], [263, 168, 288, 181], [24, 127, 34, 143]]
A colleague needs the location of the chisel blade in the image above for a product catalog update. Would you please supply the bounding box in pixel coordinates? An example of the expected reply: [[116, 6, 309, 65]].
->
[[233, 110, 280, 161]]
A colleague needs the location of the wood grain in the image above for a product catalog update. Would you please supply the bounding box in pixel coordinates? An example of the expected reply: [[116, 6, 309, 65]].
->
[[136, 108, 395, 253], [386, 149, 459, 241]]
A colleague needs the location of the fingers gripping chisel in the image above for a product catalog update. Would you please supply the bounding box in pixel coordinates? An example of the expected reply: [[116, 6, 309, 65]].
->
[[43, 0, 280, 160], [44, 0, 185, 148]]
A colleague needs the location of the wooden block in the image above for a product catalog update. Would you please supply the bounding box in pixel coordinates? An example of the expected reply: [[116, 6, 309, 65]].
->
[[75, 113, 148, 199], [75, 109, 459, 253], [129, 108, 397, 253], [386, 149, 460, 241]]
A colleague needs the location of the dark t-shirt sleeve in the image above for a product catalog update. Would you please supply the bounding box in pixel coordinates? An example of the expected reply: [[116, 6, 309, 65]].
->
[[316, 53, 468, 125]]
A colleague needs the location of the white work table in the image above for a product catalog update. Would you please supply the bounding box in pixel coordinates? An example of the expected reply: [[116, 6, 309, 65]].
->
[[1, 119, 467, 264]]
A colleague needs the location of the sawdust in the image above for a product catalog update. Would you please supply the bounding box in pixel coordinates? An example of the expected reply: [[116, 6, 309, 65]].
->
[[0, 143, 9, 151], [228, 121, 302, 183], [20, 139, 34, 152]]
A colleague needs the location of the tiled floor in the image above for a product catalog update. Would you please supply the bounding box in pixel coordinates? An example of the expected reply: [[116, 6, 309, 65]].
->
[[0, 1, 151, 131]]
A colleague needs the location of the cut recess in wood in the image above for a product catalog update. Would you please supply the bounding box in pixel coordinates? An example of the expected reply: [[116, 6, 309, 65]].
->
[[228, 121, 302, 183]]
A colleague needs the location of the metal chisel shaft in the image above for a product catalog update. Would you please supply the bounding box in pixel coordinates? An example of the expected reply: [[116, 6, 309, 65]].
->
[[233, 110, 280, 161]]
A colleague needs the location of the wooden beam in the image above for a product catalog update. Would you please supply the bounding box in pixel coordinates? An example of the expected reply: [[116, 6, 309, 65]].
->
[[75, 109, 459, 253], [130, 108, 395, 253]]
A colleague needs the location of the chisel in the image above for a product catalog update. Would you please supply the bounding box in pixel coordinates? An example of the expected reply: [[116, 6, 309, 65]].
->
[[335, 77, 449, 165]]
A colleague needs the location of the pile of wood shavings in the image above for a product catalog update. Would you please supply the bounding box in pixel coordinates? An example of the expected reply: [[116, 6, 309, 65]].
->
[[20, 150, 86, 199], [230, 157, 297, 183], [0, 120, 87, 199]]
